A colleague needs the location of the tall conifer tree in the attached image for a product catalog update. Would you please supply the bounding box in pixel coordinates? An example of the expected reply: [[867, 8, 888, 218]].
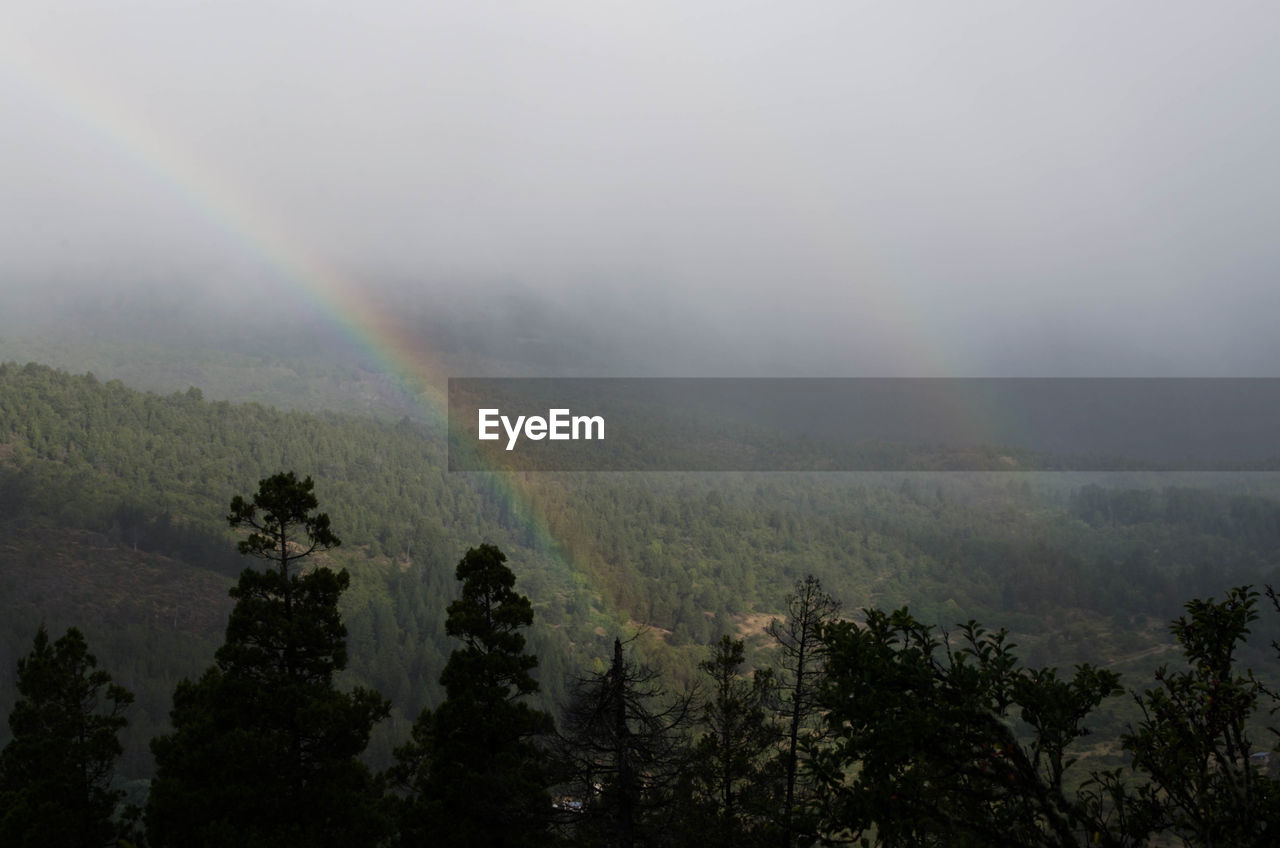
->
[[147, 472, 389, 848], [767, 575, 840, 848], [692, 635, 777, 847], [390, 543, 554, 847], [0, 625, 133, 848]]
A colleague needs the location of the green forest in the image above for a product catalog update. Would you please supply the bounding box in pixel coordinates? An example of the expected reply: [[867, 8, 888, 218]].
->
[[5, 361, 1280, 846]]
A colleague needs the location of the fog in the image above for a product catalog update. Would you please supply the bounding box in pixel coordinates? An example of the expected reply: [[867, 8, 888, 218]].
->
[[2, 2, 1278, 376]]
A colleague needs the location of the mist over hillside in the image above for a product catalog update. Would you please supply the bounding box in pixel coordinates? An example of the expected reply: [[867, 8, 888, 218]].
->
[[5, 3, 1280, 843], [5, 274, 1280, 404], [4, 2, 1280, 380]]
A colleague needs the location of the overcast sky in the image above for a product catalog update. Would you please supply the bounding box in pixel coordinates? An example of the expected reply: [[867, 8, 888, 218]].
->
[[2, 2, 1278, 375]]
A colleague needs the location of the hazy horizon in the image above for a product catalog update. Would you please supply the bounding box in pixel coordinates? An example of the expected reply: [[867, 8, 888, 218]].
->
[[4, 2, 1278, 377]]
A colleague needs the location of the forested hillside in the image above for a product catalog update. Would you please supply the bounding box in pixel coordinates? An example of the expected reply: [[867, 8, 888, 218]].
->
[[4, 360, 1280, 789], [0, 362, 604, 775]]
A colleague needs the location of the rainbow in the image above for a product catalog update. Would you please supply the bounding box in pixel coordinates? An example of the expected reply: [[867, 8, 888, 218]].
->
[[0, 35, 575, 582], [1, 31, 1042, 614], [0, 36, 436, 398]]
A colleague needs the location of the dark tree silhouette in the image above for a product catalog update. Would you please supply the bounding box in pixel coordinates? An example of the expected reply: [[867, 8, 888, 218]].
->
[[813, 608, 1121, 847], [226, 470, 339, 577], [389, 543, 554, 848], [691, 635, 777, 847], [1090, 587, 1280, 847], [0, 625, 133, 848], [147, 472, 389, 848], [766, 574, 840, 847], [555, 636, 697, 848]]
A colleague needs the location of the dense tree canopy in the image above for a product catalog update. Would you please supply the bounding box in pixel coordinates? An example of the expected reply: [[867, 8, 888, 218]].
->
[[1101, 587, 1280, 846], [813, 609, 1122, 847], [8, 366, 1280, 845], [7, 361, 1280, 777]]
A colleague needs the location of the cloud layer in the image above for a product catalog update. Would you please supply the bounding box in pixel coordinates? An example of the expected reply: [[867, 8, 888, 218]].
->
[[3, 2, 1278, 375]]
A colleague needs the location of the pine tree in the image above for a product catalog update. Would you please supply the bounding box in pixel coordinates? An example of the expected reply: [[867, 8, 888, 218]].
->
[[0, 625, 133, 848], [766, 575, 840, 848], [147, 472, 390, 848], [389, 543, 554, 847], [692, 636, 777, 847]]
